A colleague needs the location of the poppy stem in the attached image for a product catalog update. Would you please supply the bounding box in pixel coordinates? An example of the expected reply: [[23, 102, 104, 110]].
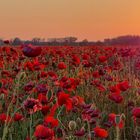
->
[[57, 106, 67, 131], [116, 126, 120, 140], [87, 121, 91, 140], [30, 114, 33, 140]]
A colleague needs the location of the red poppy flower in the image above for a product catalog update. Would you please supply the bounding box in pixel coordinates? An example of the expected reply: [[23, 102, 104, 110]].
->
[[1, 70, 11, 77], [38, 93, 48, 104], [23, 98, 42, 114], [117, 81, 130, 91], [91, 80, 106, 92], [113, 60, 123, 70], [22, 45, 42, 57], [74, 127, 85, 137], [41, 105, 50, 115], [36, 84, 48, 93], [82, 54, 90, 60], [93, 127, 108, 138], [32, 59, 45, 71], [34, 124, 54, 139], [40, 71, 48, 78], [0, 113, 11, 123], [44, 116, 59, 128], [57, 92, 72, 111], [46, 104, 58, 118], [72, 95, 84, 106], [71, 55, 80, 66], [47, 71, 58, 80], [82, 60, 91, 67], [135, 61, 140, 70], [58, 62, 67, 70], [14, 113, 23, 121], [108, 113, 124, 129], [109, 85, 120, 94], [108, 93, 123, 103], [24, 61, 34, 71], [132, 107, 140, 118], [62, 77, 79, 92], [98, 56, 107, 63], [24, 82, 34, 92], [92, 71, 100, 78], [4, 40, 10, 44]]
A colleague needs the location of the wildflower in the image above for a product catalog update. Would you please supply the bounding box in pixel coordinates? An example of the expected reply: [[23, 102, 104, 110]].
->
[[61, 77, 79, 92], [93, 127, 108, 138], [44, 116, 59, 128], [108, 93, 123, 103], [0, 113, 11, 123], [34, 124, 54, 140], [47, 71, 58, 80], [113, 60, 123, 70], [82, 54, 90, 60], [22, 45, 42, 57], [71, 55, 80, 66], [58, 62, 67, 69], [24, 82, 34, 92], [132, 107, 140, 118], [108, 113, 124, 129], [109, 85, 120, 94], [72, 95, 85, 106], [57, 92, 72, 111], [117, 81, 130, 91], [74, 127, 85, 137], [14, 113, 23, 121], [92, 71, 100, 78], [36, 84, 48, 93], [41, 105, 50, 115], [38, 93, 48, 104], [23, 98, 42, 114], [98, 55, 107, 63]]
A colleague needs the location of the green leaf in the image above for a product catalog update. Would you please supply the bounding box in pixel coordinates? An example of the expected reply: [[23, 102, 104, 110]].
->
[[115, 115, 121, 125], [47, 90, 52, 101], [0, 82, 2, 88]]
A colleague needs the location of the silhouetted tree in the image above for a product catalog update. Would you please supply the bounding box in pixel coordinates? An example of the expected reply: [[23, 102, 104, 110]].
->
[[12, 37, 22, 45]]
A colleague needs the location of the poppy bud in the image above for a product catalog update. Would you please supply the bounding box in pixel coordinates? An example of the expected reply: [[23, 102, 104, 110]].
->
[[69, 120, 77, 130], [76, 117, 82, 125]]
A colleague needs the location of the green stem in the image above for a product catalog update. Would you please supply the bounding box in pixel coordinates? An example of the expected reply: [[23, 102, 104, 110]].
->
[[116, 126, 120, 140], [57, 106, 67, 130], [30, 114, 33, 140], [87, 121, 91, 140]]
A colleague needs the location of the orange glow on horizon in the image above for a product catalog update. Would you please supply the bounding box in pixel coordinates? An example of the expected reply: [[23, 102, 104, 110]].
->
[[0, 0, 140, 41]]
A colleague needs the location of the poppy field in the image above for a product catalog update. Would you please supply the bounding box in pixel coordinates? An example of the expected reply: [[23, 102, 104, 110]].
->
[[0, 45, 140, 140]]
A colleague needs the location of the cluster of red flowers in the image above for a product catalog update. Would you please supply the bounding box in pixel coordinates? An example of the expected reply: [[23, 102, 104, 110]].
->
[[0, 44, 140, 139]]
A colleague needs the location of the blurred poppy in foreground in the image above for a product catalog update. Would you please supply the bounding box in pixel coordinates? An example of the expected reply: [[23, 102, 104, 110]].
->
[[22, 45, 42, 57], [4, 40, 10, 44]]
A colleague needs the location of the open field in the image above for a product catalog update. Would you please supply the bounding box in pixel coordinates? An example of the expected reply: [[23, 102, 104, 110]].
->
[[0, 45, 140, 140]]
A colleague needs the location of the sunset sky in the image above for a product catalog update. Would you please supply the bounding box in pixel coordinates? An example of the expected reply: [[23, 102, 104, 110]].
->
[[0, 0, 140, 41]]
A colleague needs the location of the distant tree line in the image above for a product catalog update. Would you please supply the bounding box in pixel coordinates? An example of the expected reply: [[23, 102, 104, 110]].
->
[[1, 35, 140, 46], [104, 35, 140, 46]]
